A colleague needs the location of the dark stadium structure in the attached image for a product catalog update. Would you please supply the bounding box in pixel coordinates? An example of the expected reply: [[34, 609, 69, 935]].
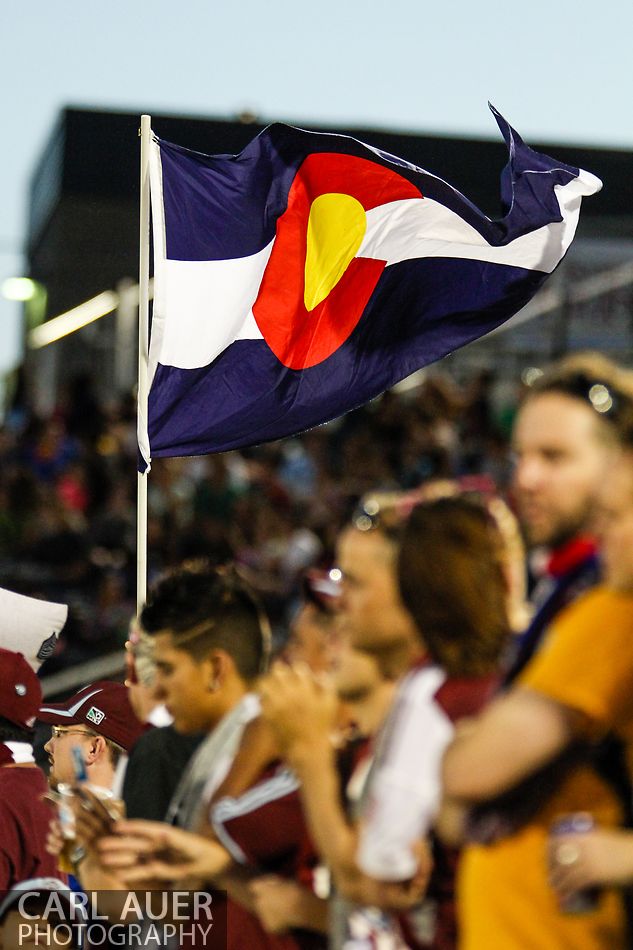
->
[[25, 107, 633, 408]]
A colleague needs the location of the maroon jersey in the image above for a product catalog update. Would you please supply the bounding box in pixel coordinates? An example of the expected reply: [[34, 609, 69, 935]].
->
[[212, 765, 326, 950], [0, 766, 64, 888]]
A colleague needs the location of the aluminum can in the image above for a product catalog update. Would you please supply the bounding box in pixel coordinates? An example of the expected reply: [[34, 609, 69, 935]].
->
[[550, 812, 599, 914]]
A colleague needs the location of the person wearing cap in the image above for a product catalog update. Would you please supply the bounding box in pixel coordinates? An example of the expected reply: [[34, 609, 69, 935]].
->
[[0, 647, 64, 888], [39, 680, 146, 792]]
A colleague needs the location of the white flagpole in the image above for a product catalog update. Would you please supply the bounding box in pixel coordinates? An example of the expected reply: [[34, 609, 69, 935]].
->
[[137, 114, 151, 616]]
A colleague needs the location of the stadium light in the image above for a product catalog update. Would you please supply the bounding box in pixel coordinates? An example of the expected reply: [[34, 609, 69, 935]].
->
[[28, 291, 119, 349], [27, 280, 154, 350]]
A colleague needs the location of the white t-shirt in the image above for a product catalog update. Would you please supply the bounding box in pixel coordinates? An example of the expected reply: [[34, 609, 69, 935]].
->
[[358, 664, 454, 881]]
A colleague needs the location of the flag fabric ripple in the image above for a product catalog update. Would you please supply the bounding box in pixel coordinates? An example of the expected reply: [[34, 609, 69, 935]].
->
[[139, 106, 601, 468]]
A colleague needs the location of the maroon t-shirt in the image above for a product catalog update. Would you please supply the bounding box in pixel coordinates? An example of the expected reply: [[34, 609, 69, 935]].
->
[[212, 765, 326, 950], [0, 766, 64, 888]]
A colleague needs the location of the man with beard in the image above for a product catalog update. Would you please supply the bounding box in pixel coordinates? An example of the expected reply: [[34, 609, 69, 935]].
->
[[443, 355, 633, 949], [505, 353, 633, 680]]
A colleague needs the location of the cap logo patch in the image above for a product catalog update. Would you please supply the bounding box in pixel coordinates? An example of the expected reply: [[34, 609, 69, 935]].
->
[[86, 706, 105, 725], [15, 684, 26, 697], [37, 633, 58, 662]]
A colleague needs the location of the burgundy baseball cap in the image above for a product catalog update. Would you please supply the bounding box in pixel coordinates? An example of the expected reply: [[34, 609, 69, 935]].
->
[[38, 680, 146, 752], [0, 647, 42, 729]]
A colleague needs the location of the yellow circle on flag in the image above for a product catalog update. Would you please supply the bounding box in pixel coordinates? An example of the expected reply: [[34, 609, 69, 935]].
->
[[304, 193, 367, 312]]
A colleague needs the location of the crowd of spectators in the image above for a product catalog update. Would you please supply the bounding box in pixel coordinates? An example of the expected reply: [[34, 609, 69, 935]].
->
[[4, 348, 633, 949], [0, 366, 516, 672]]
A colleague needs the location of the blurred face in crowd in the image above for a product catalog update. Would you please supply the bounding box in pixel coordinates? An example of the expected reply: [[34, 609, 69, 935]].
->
[[285, 603, 335, 674], [328, 630, 384, 703], [512, 392, 617, 549], [596, 452, 633, 592], [336, 526, 418, 656], [149, 632, 221, 734]]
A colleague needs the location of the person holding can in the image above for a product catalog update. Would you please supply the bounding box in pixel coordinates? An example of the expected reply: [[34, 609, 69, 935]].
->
[[548, 823, 633, 903], [443, 409, 633, 949]]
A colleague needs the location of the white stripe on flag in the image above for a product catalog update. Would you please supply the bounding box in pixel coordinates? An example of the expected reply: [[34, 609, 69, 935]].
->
[[360, 170, 601, 273], [151, 248, 270, 370], [149, 168, 600, 373]]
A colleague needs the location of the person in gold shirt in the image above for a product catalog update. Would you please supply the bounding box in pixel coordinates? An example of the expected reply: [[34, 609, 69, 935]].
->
[[442, 427, 633, 949]]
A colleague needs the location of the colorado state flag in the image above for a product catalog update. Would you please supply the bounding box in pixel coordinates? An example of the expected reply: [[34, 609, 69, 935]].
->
[[140, 107, 601, 468]]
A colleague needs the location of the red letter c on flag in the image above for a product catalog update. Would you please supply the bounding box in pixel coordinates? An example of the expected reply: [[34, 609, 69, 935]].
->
[[253, 153, 422, 370]]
